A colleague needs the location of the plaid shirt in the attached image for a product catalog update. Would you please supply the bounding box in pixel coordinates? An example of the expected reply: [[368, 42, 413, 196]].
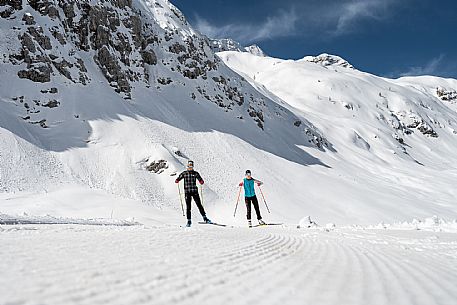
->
[[176, 170, 204, 193]]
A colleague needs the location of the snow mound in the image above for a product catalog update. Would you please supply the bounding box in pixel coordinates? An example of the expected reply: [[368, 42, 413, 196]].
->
[[0, 213, 140, 226], [370, 216, 457, 233]]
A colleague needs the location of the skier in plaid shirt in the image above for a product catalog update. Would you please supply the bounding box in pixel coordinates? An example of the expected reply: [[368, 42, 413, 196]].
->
[[175, 160, 211, 227]]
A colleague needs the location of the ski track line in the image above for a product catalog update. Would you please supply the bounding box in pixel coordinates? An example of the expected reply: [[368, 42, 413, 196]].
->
[[354, 232, 445, 304], [369, 245, 436, 304], [354, 231, 457, 289], [76, 229, 283, 305], [374, 242, 457, 302], [298, 234, 352, 304], [164, 233, 301, 305], [1, 225, 457, 305], [284, 233, 329, 300], [338, 231, 414, 304], [341, 231, 457, 304]]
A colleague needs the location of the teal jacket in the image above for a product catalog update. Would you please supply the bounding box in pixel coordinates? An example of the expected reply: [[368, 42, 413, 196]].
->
[[242, 177, 262, 198]]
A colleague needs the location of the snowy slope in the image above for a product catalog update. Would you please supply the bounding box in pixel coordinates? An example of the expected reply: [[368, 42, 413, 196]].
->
[[0, 0, 328, 225], [0, 0, 457, 226], [218, 51, 457, 223]]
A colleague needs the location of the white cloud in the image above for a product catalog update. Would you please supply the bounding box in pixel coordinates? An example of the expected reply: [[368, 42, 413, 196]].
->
[[331, 0, 396, 36], [192, 0, 402, 43], [399, 54, 446, 77], [194, 10, 299, 43]]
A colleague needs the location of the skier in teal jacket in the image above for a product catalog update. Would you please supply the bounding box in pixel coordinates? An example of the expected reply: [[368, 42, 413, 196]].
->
[[239, 170, 266, 227]]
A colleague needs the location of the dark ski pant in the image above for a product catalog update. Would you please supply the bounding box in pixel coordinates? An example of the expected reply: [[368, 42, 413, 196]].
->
[[245, 195, 262, 220], [185, 192, 206, 220]]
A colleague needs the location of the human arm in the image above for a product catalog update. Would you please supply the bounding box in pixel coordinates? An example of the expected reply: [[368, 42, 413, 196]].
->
[[175, 172, 184, 183], [254, 178, 263, 186], [196, 172, 204, 185]]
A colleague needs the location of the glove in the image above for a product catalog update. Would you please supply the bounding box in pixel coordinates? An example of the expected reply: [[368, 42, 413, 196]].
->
[[257, 182, 262, 186], [175, 179, 179, 183], [239, 182, 243, 186], [199, 180, 204, 185]]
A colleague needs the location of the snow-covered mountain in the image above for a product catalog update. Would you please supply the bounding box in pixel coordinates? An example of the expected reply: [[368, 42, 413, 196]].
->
[[1, 0, 457, 225], [0, 0, 327, 223], [210, 38, 267, 57], [219, 51, 457, 221]]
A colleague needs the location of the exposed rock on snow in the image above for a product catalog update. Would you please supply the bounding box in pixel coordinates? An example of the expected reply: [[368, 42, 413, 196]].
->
[[2, 0, 310, 133], [210, 38, 243, 53], [437, 87, 457, 102], [301, 53, 354, 69], [146, 159, 169, 174], [0, 0, 23, 18], [211, 38, 267, 57], [244, 44, 266, 57]]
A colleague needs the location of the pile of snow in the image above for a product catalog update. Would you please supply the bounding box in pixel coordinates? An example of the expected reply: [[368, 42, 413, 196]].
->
[[0, 213, 140, 226], [370, 216, 457, 233]]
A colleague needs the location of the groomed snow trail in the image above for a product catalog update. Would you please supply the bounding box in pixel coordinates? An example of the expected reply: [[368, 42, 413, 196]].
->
[[1, 225, 456, 305]]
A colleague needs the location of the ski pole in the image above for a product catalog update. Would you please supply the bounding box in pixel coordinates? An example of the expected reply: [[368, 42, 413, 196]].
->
[[234, 186, 242, 217], [177, 183, 185, 217], [200, 184, 204, 206], [258, 186, 271, 213]]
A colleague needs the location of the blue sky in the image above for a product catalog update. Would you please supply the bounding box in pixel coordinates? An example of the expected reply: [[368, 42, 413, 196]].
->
[[171, 0, 457, 79]]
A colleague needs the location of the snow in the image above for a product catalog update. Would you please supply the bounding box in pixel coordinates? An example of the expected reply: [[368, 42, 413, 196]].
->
[[0, 213, 139, 226], [1, 0, 457, 303], [218, 51, 457, 224], [0, 0, 456, 226], [1, 224, 456, 305], [244, 44, 267, 57]]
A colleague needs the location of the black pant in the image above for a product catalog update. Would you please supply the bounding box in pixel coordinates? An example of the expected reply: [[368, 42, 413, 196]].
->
[[245, 196, 262, 220], [185, 192, 206, 220]]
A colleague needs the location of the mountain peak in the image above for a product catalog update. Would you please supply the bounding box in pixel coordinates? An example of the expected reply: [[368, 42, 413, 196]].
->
[[210, 38, 243, 53], [301, 53, 354, 69], [244, 44, 266, 57], [210, 39, 267, 57]]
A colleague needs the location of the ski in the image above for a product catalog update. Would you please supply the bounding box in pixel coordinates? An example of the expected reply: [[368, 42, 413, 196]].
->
[[198, 222, 228, 227], [252, 223, 283, 227]]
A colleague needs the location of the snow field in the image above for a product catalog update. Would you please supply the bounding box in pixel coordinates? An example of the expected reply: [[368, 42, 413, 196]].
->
[[1, 224, 456, 305]]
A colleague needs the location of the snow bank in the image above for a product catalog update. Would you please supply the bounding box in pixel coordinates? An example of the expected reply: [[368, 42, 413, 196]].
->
[[0, 213, 140, 226], [369, 216, 457, 233]]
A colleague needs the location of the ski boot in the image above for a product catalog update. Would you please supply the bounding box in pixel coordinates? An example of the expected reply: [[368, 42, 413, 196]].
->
[[248, 220, 252, 228], [186, 220, 192, 227], [203, 217, 212, 224], [258, 219, 266, 226]]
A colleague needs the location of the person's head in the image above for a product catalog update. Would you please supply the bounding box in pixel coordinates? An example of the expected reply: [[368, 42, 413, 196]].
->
[[245, 170, 251, 178], [187, 160, 194, 170]]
